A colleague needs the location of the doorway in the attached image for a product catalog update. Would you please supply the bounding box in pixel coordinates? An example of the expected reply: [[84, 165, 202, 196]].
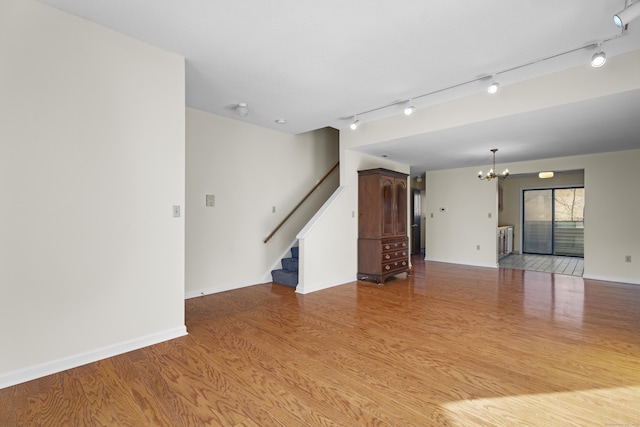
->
[[411, 189, 421, 255], [522, 187, 584, 257]]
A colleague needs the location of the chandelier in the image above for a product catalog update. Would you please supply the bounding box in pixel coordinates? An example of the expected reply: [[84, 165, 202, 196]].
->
[[478, 149, 509, 181]]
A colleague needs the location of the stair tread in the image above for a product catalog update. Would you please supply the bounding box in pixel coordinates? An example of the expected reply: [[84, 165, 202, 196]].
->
[[271, 269, 298, 288], [281, 257, 298, 272]]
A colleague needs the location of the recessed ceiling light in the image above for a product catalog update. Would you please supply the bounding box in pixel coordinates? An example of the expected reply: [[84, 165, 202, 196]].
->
[[236, 102, 249, 117]]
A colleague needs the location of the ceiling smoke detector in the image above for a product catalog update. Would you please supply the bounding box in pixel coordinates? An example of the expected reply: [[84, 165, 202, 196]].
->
[[236, 103, 249, 117]]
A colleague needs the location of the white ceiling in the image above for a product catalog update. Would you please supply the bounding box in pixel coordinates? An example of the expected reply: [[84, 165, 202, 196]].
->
[[38, 0, 640, 175]]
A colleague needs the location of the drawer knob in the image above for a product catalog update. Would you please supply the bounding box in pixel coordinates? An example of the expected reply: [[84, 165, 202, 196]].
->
[[385, 254, 391, 260], [385, 265, 391, 270], [385, 245, 390, 250], [402, 242, 407, 247]]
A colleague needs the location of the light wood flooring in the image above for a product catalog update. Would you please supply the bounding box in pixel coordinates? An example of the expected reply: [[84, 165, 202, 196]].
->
[[500, 253, 585, 276], [2, 256, 640, 426]]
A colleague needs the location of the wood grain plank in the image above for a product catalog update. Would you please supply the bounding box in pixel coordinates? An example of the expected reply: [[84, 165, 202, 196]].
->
[[0, 385, 16, 426], [14, 378, 40, 426], [5, 256, 640, 426], [37, 374, 70, 427]]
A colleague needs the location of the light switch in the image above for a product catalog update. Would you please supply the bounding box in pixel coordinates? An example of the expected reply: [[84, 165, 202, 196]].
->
[[172, 205, 181, 218]]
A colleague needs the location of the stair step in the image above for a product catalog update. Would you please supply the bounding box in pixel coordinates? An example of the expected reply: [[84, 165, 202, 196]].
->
[[281, 257, 298, 272], [291, 246, 299, 259], [271, 269, 298, 288]]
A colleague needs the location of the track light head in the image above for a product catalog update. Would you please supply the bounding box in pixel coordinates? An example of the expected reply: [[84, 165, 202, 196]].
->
[[487, 81, 500, 95], [591, 50, 607, 67], [350, 118, 359, 130], [404, 100, 415, 116], [614, 1, 640, 28]]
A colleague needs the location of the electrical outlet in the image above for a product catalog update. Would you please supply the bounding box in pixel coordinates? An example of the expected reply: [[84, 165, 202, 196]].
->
[[272, 206, 276, 213], [625, 255, 632, 263], [430, 213, 434, 218], [477, 245, 480, 250], [205, 194, 215, 207], [488, 212, 492, 218]]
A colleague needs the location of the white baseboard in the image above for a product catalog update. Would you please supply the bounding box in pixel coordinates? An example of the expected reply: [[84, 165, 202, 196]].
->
[[582, 274, 640, 286], [296, 275, 356, 294], [424, 257, 498, 269], [0, 326, 187, 389], [185, 280, 266, 299]]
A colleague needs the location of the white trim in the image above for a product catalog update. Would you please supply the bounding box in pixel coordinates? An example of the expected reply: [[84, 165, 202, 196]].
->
[[297, 186, 346, 239], [260, 241, 299, 285], [296, 275, 355, 294], [185, 280, 267, 299], [185, 240, 299, 299], [0, 326, 187, 389], [424, 257, 498, 269], [582, 274, 640, 286]]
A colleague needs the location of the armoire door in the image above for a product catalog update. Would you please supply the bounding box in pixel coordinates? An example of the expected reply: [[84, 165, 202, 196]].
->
[[381, 176, 395, 237], [394, 178, 407, 236]]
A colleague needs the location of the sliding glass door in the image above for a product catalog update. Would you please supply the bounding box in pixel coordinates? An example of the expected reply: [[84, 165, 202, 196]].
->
[[523, 187, 584, 257], [523, 190, 553, 254]]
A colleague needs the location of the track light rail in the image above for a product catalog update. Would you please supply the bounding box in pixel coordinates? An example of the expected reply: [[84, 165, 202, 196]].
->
[[345, 32, 625, 125]]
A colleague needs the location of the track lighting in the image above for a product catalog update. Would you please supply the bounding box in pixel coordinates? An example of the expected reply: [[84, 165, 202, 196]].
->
[[404, 100, 415, 116], [236, 102, 249, 117], [591, 51, 607, 67], [614, 1, 640, 28], [343, 35, 620, 128], [350, 116, 359, 130], [487, 76, 500, 95], [591, 43, 607, 67]]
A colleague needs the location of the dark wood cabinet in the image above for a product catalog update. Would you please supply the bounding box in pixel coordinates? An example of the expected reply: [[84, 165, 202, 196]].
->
[[358, 168, 410, 283]]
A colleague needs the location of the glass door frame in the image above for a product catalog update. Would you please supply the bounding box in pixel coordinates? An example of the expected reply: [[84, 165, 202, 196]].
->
[[520, 184, 585, 257]]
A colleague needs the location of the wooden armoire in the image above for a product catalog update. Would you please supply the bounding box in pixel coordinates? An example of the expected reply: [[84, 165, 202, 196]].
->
[[357, 168, 410, 283]]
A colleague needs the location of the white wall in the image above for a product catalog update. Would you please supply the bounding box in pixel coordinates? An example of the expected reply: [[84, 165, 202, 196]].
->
[[185, 108, 339, 297], [0, 0, 186, 387], [425, 167, 499, 267]]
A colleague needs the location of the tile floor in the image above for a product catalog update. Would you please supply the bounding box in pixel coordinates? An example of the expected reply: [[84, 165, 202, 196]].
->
[[499, 253, 584, 277]]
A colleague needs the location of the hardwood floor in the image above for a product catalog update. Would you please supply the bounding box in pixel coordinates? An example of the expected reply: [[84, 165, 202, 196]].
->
[[3, 256, 640, 426]]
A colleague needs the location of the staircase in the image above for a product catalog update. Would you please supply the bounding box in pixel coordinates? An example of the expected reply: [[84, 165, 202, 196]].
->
[[271, 246, 298, 288]]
